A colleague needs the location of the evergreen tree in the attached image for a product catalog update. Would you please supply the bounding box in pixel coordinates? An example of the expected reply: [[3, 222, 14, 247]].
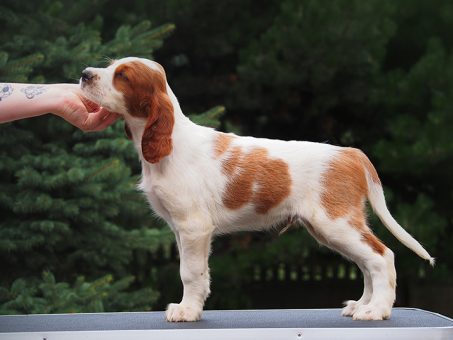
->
[[370, 0, 453, 281], [0, 0, 179, 313], [2, 0, 451, 314], [135, 0, 452, 308]]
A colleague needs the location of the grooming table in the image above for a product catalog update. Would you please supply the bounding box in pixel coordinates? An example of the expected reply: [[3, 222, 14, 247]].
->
[[0, 308, 452, 340]]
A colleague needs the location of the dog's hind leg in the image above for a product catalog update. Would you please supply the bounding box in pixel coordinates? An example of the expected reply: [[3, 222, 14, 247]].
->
[[302, 214, 396, 320], [341, 263, 372, 317], [302, 217, 371, 316]]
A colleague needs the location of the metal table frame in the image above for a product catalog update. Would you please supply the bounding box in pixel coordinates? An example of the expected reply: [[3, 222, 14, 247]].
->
[[1, 308, 452, 340]]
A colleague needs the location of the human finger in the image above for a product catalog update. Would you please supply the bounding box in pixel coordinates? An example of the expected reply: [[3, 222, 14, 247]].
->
[[80, 97, 101, 112], [91, 111, 120, 131]]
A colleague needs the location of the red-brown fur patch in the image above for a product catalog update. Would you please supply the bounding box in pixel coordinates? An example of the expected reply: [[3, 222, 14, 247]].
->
[[113, 61, 174, 163], [361, 232, 386, 255], [362, 153, 381, 185], [222, 146, 242, 176], [321, 148, 368, 219], [221, 146, 291, 214], [322, 148, 386, 255], [350, 210, 386, 255], [214, 133, 234, 158]]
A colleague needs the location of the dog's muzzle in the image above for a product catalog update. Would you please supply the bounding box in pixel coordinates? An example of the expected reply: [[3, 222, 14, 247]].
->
[[81, 69, 95, 84]]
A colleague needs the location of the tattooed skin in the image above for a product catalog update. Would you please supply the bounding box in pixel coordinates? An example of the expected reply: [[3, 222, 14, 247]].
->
[[0, 83, 14, 101], [21, 85, 46, 99]]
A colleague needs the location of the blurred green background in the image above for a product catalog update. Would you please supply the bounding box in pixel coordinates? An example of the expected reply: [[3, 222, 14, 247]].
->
[[0, 0, 452, 317]]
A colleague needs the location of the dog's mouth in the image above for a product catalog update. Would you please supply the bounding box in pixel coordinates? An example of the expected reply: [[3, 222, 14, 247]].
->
[[79, 82, 104, 107]]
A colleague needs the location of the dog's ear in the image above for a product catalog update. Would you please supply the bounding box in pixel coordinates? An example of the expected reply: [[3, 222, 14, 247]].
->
[[141, 89, 174, 163]]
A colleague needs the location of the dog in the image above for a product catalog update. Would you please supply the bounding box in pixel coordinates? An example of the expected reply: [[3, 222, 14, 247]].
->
[[80, 57, 434, 322]]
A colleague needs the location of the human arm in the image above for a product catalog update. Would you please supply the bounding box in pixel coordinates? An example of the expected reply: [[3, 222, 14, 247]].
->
[[0, 83, 119, 131]]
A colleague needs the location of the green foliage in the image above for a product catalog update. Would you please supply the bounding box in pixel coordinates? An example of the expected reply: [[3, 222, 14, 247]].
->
[[369, 5, 453, 281], [1, 0, 451, 315], [234, 0, 396, 142], [0, 0, 180, 314], [0, 272, 157, 314], [190, 106, 225, 128], [139, 0, 452, 307], [0, 0, 175, 82]]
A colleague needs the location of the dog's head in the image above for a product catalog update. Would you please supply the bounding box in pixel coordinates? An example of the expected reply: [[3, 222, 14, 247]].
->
[[80, 57, 174, 164]]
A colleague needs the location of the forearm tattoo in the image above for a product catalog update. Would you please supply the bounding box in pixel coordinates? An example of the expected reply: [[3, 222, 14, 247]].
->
[[21, 85, 46, 99], [0, 83, 13, 101]]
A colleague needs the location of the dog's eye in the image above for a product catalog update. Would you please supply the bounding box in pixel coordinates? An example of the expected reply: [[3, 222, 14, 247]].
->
[[115, 71, 128, 81]]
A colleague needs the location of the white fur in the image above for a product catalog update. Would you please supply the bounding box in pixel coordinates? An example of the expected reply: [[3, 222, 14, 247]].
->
[[80, 57, 433, 322]]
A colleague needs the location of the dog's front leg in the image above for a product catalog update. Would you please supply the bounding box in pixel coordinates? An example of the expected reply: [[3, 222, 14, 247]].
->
[[166, 223, 213, 322]]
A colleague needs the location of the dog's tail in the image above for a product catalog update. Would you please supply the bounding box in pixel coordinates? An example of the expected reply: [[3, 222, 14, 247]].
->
[[361, 153, 435, 266]]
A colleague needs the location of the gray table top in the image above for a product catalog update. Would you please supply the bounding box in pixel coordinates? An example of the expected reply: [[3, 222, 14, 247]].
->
[[0, 308, 452, 333]]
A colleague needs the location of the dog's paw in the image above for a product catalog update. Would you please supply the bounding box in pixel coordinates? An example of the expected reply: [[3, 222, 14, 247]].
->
[[352, 304, 391, 321], [166, 303, 201, 322], [341, 300, 359, 317]]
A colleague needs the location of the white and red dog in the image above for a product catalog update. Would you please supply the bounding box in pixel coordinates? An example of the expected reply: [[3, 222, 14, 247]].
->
[[80, 57, 434, 322]]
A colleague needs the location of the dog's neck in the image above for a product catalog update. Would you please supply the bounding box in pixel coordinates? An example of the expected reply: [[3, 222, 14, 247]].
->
[[123, 83, 198, 168]]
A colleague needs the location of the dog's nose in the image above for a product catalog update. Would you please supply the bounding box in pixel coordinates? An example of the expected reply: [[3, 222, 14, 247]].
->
[[81, 69, 94, 82]]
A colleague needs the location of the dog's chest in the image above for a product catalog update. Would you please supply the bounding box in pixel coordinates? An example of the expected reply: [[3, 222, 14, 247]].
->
[[138, 165, 192, 224]]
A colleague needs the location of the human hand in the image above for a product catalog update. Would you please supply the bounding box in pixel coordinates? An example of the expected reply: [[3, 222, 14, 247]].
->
[[53, 84, 120, 132]]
